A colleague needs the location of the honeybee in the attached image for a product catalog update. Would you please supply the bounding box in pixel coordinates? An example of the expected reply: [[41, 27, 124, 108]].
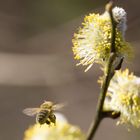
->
[[23, 101, 64, 125]]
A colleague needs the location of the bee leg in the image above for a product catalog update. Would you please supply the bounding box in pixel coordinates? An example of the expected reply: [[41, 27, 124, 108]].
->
[[46, 119, 51, 125], [49, 113, 56, 125]]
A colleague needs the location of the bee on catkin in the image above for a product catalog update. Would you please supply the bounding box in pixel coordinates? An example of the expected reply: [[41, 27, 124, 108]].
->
[[23, 101, 64, 126]]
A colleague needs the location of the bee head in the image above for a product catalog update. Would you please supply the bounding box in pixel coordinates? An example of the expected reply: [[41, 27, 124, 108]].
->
[[40, 101, 53, 109]]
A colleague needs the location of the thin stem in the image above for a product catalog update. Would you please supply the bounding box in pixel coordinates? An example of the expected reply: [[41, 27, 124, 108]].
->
[[87, 53, 116, 140], [87, 1, 118, 140], [102, 111, 120, 119], [106, 1, 117, 53]]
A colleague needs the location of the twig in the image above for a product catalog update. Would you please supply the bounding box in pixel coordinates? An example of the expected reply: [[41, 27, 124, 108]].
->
[[106, 1, 117, 53], [87, 1, 119, 140], [87, 53, 116, 140]]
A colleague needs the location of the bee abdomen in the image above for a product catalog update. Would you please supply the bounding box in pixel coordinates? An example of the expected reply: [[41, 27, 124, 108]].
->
[[36, 110, 49, 124]]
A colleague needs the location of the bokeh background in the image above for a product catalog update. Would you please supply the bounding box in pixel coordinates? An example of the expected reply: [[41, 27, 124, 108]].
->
[[0, 0, 140, 140]]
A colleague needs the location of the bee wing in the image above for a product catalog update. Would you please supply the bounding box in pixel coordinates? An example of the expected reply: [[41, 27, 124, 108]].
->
[[52, 103, 66, 110], [23, 108, 40, 116]]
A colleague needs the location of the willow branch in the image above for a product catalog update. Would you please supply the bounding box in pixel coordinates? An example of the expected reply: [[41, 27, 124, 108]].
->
[[87, 1, 118, 140], [106, 1, 117, 53], [87, 53, 116, 140]]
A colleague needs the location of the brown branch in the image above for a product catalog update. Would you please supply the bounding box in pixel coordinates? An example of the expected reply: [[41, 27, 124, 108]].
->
[[86, 1, 119, 140]]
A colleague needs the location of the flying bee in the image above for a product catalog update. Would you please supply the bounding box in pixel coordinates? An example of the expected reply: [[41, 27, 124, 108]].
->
[[23, 101, 64, 126]]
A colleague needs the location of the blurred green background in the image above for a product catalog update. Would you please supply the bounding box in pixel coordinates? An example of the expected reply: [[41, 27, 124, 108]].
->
[[0, 0, 140, 140]]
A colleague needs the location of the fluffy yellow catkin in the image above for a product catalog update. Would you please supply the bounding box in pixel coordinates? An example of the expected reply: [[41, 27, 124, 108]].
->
[[103, 69, 140, 128], [72, 7, 132, 72], [23, 113, 86, 140]]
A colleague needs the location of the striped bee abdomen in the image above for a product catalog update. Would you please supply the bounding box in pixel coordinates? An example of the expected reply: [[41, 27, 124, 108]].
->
[[36, 109, 49, 125]]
